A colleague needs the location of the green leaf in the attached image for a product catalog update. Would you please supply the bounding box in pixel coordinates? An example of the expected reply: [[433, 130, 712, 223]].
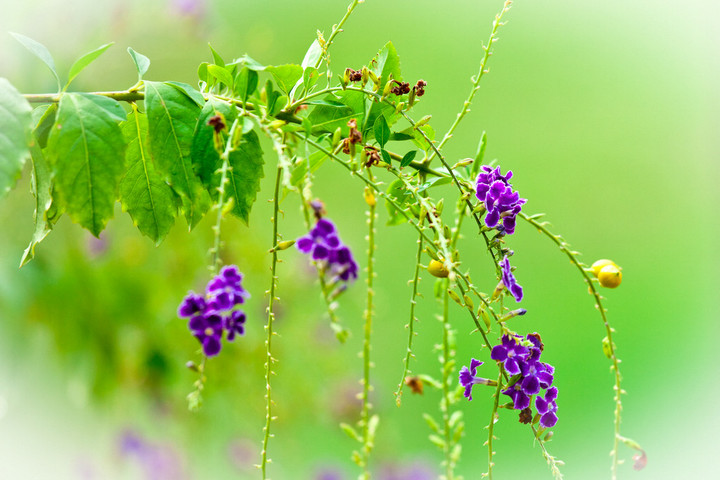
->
[[127, 47, 150, 81], [307, 90, 364, 134], [290, 149, 327, 187], [76, 93, 126, 122], [197, 62, 209, 84], [207, 64, 234, 90], [373, 114, 390, 148], [389, 129, 414, 142], [224, 129, 264, 224], [233, 67, 258, 103], [0, 78, 32, 199], [20, 143, 54, 267], [380, 148, 391, 164], [120, 108, 177, 244], [31, 104, 56, 149], [145, 81, 209, 228], [230, 54, 265, 71], [10, 32, 61, 91], [418, 176, 452, 192], [400, 150, 417, 167], [412, 124, 435, 151], [46, 93, 126, 236], [471, 131, 488, 176], [385, 178, 412, 226], [266, 64, 303, 94], [301, 39, 322, 69], [165, 81, 205, 107], [208, 43, 225, 67], [192, 96, 236, 189], [264, 80, 282, 117], [303, 67, 319, 92], [371, 41, 402, 87], [66, 43, 113, 89]]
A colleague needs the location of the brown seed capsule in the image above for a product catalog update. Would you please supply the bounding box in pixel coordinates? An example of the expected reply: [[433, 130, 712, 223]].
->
[[405, 376, 424, 395]]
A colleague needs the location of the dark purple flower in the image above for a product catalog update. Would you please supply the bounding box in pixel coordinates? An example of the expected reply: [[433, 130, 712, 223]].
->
[[475, 165, 526, 235], [297, 217, 359, 286], [500, 255, 523, 302], [502, 383, 531, 410], [189, 313, 224, 356], [459, 358, 495, 400], [206, 265, 249, 310], [225, 310, 246, 341], [178, 292, 206, 318], [535, 386, 559, 428], [490, 335, 529, 375]]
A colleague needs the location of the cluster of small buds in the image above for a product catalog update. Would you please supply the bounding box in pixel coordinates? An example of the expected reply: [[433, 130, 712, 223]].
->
[[414, 79, 427, 97], [342, 119, 363, 155], [390, 80, 411, 96], [177, 265, 249, 357], [492, 332, 558, 428], [297, 217, 359, 285], [475, 165, 526, 235], [346, 68, 363, 82]]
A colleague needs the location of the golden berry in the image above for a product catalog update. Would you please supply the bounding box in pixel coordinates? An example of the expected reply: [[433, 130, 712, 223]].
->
[[591, 259, 616, 278], [428, 259, 450, 278], [598, 264, 622, 288]]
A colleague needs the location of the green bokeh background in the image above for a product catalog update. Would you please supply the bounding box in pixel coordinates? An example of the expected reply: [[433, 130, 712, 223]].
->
[[0, 0, 717, 479]]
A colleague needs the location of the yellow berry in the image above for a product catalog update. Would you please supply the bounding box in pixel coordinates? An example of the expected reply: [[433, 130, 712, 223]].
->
[[591, 259, 616, 278], [428, 259, 450, 278], [598, 264, 622, 288]]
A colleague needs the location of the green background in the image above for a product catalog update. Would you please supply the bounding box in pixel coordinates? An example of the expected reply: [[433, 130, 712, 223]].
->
[[0, 0, 717, 478]]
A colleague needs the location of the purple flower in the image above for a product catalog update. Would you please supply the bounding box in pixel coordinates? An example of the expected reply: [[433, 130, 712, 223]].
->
[[490, 335, 529, 375], [502, 383, 531, 410], [459, 358, 495, 400], [298, 217, 359, 286], [475, 165, 526, 235], [500, 255, 523, 302], [189, 313, 224, 356], [535, 386, 559, 428], [177, 265, 250, 357]]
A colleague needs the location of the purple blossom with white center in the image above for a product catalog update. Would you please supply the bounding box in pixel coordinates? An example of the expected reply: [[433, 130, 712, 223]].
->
[[475, 165, 526, 235], [490, 335, 529, 375], [502, 383, 531, 410], [298, 217, 359, 285], [177, 265, 250, 357], [500, 255, 523, 302], [458, 358, 495, 400], [535, 386, 559, 428]]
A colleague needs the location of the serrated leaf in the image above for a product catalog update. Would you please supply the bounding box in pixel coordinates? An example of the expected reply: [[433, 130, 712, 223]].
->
[[31, 104, 56, 149], [400, 150, 417, 167], [307, 90, 364, 134], [266, 64, 303, 94], [66, 43, 113, 89], [373, 114, 390, 148], [10, 32, 61, 91], [76, 93, 126, 122], [120, 108, 177, 244], [145, 81, 209, 228], [127, 47, 150, 81], [191, 97, 264, 224], [385, 178, 412, 226], [165, 81, 205, 107], [0, 78, 32, 199], [301, 39, 322, 69], [234, 67, 258, 103], [207, 64, 234, 90], [47, 92, 126, 236], [20, 143, 53, 267]]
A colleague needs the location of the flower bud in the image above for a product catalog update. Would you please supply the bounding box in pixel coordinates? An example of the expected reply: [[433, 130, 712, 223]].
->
[[590, 259, 617, 278], [363, 187, 376, 207]]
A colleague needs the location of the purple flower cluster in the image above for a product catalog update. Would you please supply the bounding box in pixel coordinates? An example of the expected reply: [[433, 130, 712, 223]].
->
[[177, 265, 249, 357], [459, 359, 497, 401], [492, 333, 558, 428], [475, 165, 526, 235], [500, 255, 523, 302], [297, 218, 359, 283]]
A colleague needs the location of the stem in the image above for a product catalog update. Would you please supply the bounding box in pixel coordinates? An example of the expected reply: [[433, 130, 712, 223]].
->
[[532, 425, 565, 480], [261, 165, 283, 479], [315, 0, 362, 70], [521, 212, 621, 479], [486, 369, 503, 479], [440, 280, 454, 480], [428, 0, 512, 162], [393, 225, 424, 404]]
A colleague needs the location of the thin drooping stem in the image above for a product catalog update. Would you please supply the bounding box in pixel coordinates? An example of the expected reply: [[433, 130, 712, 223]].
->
[[393, 226, 424, 405], [359, 177, 377, 479], [521, 212, 620, 479], [486, 369, 503, 479], [314, 0, 362, 70], [428, 0, 512, 162], [440, 280, 455, 480], [261, 165, 283, 479]]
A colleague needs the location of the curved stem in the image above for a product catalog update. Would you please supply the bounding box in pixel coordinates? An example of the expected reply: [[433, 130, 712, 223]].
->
[[521, 212, 622, 479], [261, 165, 283, 479], [486, 369, 503, 479]]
